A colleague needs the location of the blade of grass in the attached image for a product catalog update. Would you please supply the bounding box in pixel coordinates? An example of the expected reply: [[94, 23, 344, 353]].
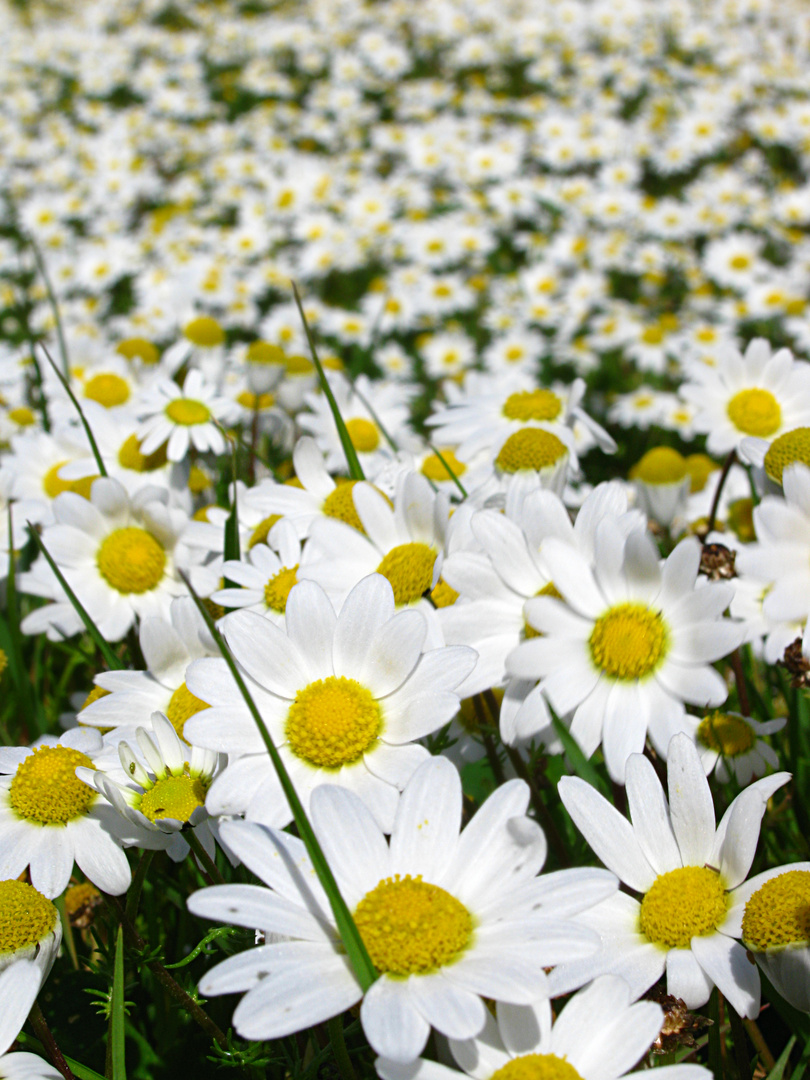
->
[[764, 1036, 795, 1080], [427, 445, 468, 498], [5, 506, 46, 735], [26, 523, 123, 671], [110, 925, 127, 1080], [38, 344, 107, 478], [291, 281, 365, 481], [29, 235, 70, 376], [550, 710, 611, 798], [180, 571, 378, 992]]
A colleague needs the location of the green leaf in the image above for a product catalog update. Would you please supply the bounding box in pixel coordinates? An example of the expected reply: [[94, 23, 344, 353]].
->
[[26, 524, 123, 671], [180, 572, 378, 993], [38, 344, 108, 478], [291, 282, 365, 481], [550, 711, 610, 798], [427, 444, 467, 498], [111, 925, 127, 1080], [64, 1059, 107, 1080], [766, 1036, 796, 1080]]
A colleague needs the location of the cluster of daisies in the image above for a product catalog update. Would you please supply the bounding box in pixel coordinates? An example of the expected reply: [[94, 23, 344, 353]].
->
[[0, 0, 810, 1076]]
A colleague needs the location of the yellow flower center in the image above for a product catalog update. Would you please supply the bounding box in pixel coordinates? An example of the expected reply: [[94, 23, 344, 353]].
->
[[84, 373, 130, 408], [641, 324, 665, 345], [184, 316, 225, 347], [285, 676, 382, 768], [97, 527, 166, 594], [139, 772, 208, 823], [64, 881, 102, 923], [502, 389, 564, 423], [764, 427, 810, 485], [246, 341, 285, 365], [117, 433, 168, 472], [524, 582, 562, 640], [421, 448, 467, 482], [8, 406, 36, 426], [640, 866, 728, 949], [376, 542, 437, 606], [726, 388, 782, 438], [495, 429, 568, 473], [166, 682, 210, 741], [354, 874, 473, 976], [727, 498, 756, 542], [42, 461, 97, 500], [81, 685, 110, 711], [116, 337, 159, 365], [589, 603, 669, 680], [730, 254, 752, 270], [0, 880, 58, 954], [345, 418, 380, 453], [264, 565, 299, 612], [286, 354, 314, 375], [165, 398, 211, 426], [249, 514, 282, 548], [742, 870, 810, 950], [685, 453, 718, 493], [490, 1055, 584, 1080], [237, 391, 275, 411], [322, 481, 365, 532], [631, 447, 688, 485], [431, 578, 459, 607], [9, 746, 96, 825], [696, 712, 756, 757]]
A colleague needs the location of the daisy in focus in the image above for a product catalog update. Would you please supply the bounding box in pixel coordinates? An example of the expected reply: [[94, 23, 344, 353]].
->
[[376, 974, 709, 1080], [185, 574, 476, 831], [0, 881, 61, 981], [506, 529, 742, 782], [136, 369, 237, 462], [188, 757, 615, 1061], [555, 734, 790, 1017]]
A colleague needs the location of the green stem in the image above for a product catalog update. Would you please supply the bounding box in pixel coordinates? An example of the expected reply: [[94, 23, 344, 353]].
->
[[29, 236, 70, 376], [28, 1001, 76, 1080], [185, 829, 226, 885], [55, 893, 79, 970], [706, 450, 737, 538], [327, 1015, 357, 1080], [125, 849, 155, 923]]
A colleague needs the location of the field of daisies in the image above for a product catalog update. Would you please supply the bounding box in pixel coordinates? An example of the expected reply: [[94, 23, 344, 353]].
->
[[2, 0, 810, 1077]]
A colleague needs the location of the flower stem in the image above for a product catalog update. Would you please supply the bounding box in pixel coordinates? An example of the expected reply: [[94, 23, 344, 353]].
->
[[327, 1015, 357, 1080], [28, 1001, 76, 1080], [185, 829, 226, 885], [706, 450, 737, 538]]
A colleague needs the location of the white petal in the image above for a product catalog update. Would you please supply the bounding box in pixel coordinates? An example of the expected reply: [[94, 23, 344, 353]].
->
[[72, 821, 132, 895], [284, 579, 337, 679], [667, 734, 716, 868], [188, 884, 331, 942], [665, 948, 714, 1010], [310, 784, 390, 904], [690, 934, 760, 1018], [496, 999, 551, 1058], [411, 975, 486, 1040], [224, 610, 310, 698], [626, 754, 681, 875], [361, 978, 431, 1064], [0, 961, 42, 1054], [390, 757, 461, 882]]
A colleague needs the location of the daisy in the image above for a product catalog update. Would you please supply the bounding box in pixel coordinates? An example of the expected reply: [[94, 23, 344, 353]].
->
[[738, 426, 810, 487], [136, 369, 237, 462], [185, 574, 476, 831], [0, 960, 60, 1080], [0, 883, 60, 981], [679, 339, 810, 455], [211, 518, 302, 623], [20, 477, 191, 643], [78, 712, 224, 863], [376, 975, 709, 1080], [695, 710, 786, 785], [555, 734, 791, 1016], [188, 757, 614, 1060], [506, 528, 743, 782], [729, 861, 810, 1013], [0, 728, 142, 898]]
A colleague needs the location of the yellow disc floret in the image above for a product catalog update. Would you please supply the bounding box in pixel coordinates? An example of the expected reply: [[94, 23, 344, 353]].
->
[[421, 449, 467, 483], [376, 542, 437, 605], [285, 676, 382, 768], [345, 418, 380, 453], [686, 454, 719, 494], [431, 578, 459, 608], [166, 682, 210, 741], [640, 866, 728, 949], [249, 514, 282, 548], [81, 685, 110, 711], [139, 772, 207, 823], [726, 388, 782, 438], [116, 337, 159, 365], [354, 874, 473, 975], [42, 462, 97, 500], [495, 429, 568, 474], [84, 373, 130, 408], [9, 746, 96, 825], [246, 341, 285, 365], [264, 565, 299, 612], [322, 482, 365, 532], [742, 870, 810, 950], [118, 433, 168, 472], [165, 398, 211, 426], [631, 447, 688, 485], [502, 389, 563, 423], [696, 712, 756, 757], [589, 603, 669, 680], [764, 428, 810, 485], [97, 527, 166, 594], [184, 317, 225, 347], [0, 880, 58, 954], [8, 407, 36, 427], [490, 1055, 584, 1080]]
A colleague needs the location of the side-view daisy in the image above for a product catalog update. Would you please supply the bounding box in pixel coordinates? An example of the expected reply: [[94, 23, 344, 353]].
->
[[376, 974, 709, 1080], [555, 734, 791, 1017], [188, 757, 615, 1062]]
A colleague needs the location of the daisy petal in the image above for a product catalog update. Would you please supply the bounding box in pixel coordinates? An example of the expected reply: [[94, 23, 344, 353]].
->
[[361, 978, 431, 1064], [667, 734, 716, 868], [690, 934, 760, 1018], [390, 757, 461, 880]]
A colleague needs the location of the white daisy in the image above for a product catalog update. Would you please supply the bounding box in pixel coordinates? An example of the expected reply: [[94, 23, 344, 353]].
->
[[185, 574, 476, 831], [376, 974, 709, 1080], [212, 518, 302, 623], [0, 883, 60, 982], [695, 710, 786, 785], [0, 728, 141, 898], [136, 369, 237, 463], [506, 528, 743, 782], [555, 733, 791, 1017], [188, 757, 614, 1061]]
